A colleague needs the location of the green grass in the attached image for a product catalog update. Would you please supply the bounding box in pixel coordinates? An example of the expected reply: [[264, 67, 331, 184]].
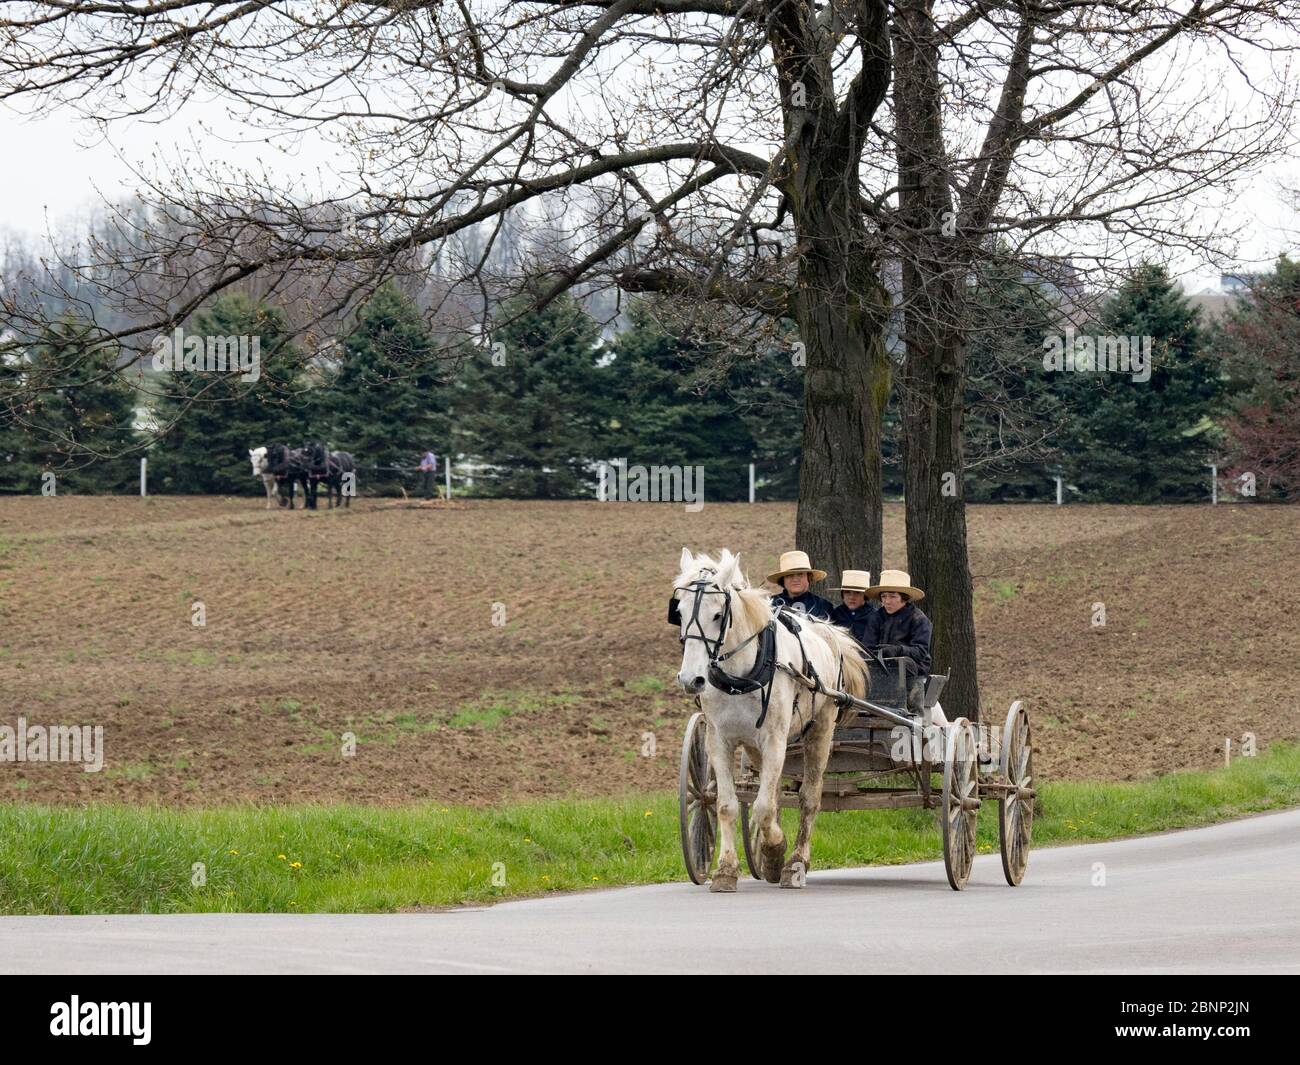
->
[[447, 690, 578, 729], [987, 578, 1018, 603], [1, 743, 1297, 914]]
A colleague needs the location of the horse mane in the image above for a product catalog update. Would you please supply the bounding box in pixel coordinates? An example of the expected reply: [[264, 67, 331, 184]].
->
[[730, 585, 774, 644], [806, 619, 869, 700]]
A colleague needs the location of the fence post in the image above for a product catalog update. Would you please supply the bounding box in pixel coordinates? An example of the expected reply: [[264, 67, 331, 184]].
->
[[445, 460, 452, 501], [748, 462, 755, 504], [140, 457, 147, 497], [1054, 475, 1062, 506], [1210, 464, 1218, 505]]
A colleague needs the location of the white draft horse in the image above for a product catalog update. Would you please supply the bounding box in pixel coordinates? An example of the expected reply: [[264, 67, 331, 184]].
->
[[248, 446, 279, 509], [674, 548, 867, 891]]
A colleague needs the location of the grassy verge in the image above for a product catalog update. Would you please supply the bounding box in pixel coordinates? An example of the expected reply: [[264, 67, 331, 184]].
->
[[1, 742, 1297, 914]]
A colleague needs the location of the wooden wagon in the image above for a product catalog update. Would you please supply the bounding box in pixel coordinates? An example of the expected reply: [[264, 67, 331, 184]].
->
[[678, 658, 1035, 890]]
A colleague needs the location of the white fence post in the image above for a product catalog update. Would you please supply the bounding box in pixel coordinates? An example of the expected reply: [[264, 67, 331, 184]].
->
[[1210, 464, 1218, 505], [748, 462, 755, 504], [1054, 476, 1062, 506], [445, 460, 452, 501], [140, 457, 147, 497]]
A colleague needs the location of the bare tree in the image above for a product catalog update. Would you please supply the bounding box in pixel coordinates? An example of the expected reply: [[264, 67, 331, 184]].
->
[[1, 1, 1297, 717]]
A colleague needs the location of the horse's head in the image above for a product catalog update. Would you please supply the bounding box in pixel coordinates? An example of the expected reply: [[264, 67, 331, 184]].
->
[[303, 441, 326, 468], [250, 446, 268, 476], [673, 548, 757, 694]]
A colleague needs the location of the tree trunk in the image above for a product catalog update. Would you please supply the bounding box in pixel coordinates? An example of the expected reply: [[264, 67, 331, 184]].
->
[[790, 193, 891, 590], [767, 0, 893, 594], [893, 0, 980, 720], [899, 335, 980, 722]]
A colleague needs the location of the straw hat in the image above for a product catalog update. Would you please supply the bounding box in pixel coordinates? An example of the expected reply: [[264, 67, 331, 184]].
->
[[832, 569, 873, 593], [865, 569, 925, 601], [766, 550, 827, 584]]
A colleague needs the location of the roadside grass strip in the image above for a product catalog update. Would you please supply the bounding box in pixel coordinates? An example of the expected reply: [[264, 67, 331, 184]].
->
[[1, 742, 1297, 913]]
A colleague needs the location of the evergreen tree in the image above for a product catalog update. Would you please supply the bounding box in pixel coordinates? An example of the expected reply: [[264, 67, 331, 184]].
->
[[962, 265, 1069, 501], [148, 293, 306, 493], [0, 317, 136, 493], [324, 284, 450, 494], [604, 301, 756, 501], [1054, 264, 1223, 502], [453, 288, 606, 498], [728, 332, 805, 500]]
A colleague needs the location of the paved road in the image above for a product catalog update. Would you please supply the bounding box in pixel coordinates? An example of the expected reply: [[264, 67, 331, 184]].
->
[[3, 808, 1297, 974]]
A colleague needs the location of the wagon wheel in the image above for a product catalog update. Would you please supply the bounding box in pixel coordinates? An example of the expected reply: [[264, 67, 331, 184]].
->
[[941, 718, 979, 891], [678, 711, 718, 885], [998, 700, 1034, 886]]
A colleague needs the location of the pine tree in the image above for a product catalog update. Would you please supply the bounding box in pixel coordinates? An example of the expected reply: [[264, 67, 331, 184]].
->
[[0, 317, 136, 494], [453, 289, 606, 498], [148, 293, 306, 494], [323, 284, 450, 493], [604, 301, 756, 501], [1055, 264, 1223, 502], [962, 265, 1070, 501], [728, 335, 805, 501]]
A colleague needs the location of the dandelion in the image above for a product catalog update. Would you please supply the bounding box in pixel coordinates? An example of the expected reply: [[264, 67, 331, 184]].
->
[[277, 854, 287, 861], [524, 837, 531, 843], [592, 876, 600, 881], [290, 861, 303, 869], [228, 849, 239, 856], [643, 810, 652, 817]]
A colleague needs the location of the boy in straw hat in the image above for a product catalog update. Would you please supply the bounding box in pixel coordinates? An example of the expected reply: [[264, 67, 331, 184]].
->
[[766, 550, 834, 620], [862, 570, 933, 711], [830, 569, 878, 646]]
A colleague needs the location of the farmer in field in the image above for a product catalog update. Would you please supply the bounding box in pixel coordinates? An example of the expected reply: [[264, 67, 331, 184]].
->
[[419, 448, 438, 499], [766, 550, 833, 620], [862, 569, 932, 711], [830, 569, 877, 645]]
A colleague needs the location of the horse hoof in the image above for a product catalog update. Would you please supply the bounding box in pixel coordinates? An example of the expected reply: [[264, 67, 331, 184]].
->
[[760, 842, 786, 884], [709, 873, 738, 893], [780, 860, 808, 889]]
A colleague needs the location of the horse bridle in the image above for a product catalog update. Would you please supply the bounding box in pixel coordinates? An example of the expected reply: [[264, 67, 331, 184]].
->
[[677, 575, 734, 661]]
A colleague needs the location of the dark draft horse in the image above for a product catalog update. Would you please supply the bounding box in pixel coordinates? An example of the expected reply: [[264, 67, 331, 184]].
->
[[302, 441, 356, 509], [265, 443, 309, 508]]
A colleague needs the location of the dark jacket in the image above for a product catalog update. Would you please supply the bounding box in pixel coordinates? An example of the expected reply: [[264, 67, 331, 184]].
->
[[770, 590, 833, 621], [862, 602, 932, 674], [830, 602, 878, 646]]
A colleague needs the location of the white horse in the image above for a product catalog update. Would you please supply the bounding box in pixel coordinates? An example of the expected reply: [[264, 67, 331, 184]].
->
[[674, 548, 868, 891], [249, 446, 279, 509]]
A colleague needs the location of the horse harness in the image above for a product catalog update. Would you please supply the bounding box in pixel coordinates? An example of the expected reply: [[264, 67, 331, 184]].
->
[[677, 577, 827, 729]]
